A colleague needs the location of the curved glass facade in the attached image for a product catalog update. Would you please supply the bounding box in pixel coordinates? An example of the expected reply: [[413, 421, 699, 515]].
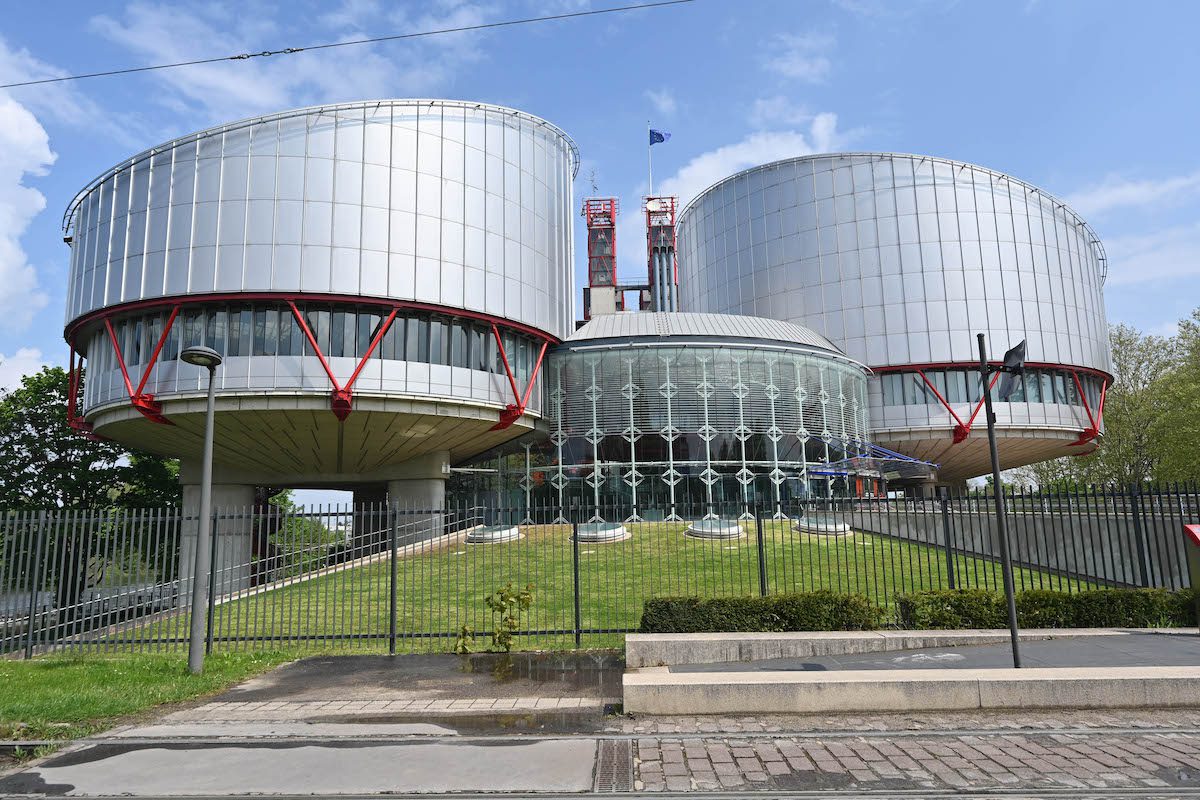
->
[[545, 341, 869, 516], [80, 302, 544, 415]]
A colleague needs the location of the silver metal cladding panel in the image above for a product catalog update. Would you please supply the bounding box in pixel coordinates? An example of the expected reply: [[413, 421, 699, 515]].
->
[[676, 153, 1110, 373], [64, 100, 579, 340], [675, 153, 1112, 444]]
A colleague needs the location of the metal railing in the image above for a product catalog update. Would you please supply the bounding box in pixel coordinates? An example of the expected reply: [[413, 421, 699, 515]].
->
[[1, 484, 1195, 657]]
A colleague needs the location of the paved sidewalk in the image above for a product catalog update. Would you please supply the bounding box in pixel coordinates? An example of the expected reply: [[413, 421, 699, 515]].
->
[[632, 731, 1200, 792]]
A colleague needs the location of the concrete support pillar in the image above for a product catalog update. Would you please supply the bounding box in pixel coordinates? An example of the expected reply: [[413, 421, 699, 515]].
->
[[179, 478, 256, 599], [387, 451, 450, 543]]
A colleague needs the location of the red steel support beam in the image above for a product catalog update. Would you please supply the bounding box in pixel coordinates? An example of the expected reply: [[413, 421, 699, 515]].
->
[[490, 331, 551, 431], [287, 302, 404, 421], [103, 315, 172, 425], [1069, 369, 1103, 446], [133, 306, 180, 398], [915, 369, 967, 431]]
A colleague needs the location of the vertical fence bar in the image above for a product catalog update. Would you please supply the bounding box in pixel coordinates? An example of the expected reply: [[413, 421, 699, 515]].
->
[[24, 511, 47, 659], [205, 511, 218, 655], [389, 501, 398, 656], [1128, 484, 1150, 587], [755, 512, 768, 597], [939, 492, 956, 590], [571, 521, 582, 648]]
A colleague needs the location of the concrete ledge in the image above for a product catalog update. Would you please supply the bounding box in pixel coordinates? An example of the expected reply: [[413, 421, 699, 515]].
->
[[623, 666, 1200, 715], [625, 629, 1189, 668]]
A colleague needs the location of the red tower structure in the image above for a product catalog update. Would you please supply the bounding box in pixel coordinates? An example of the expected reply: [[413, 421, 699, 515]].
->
[[581, 198, 621, 319], [644, 196, 678, 311]]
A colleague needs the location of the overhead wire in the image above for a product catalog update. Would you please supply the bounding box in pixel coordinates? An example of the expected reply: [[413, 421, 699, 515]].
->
[[0, 0, 696, 90]]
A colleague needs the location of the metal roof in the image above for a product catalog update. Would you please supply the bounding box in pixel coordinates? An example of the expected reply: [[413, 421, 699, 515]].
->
[[565, 312, 847, 355]]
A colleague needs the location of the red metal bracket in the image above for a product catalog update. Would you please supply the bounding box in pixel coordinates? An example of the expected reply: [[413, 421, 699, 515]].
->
[[1068, 370, 1106, 446], [65, 345, 102, 439], [489, 326, 549, 430], [955, 372, 1001, 443], [287, 302, 399, 421], [103, 309, 179, 425], [916, 369, 999, 444]]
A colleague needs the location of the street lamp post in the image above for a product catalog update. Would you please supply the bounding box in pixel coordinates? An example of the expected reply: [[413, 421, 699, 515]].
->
[[182, 345, 223, 675], [976, 333, 1025, 669]]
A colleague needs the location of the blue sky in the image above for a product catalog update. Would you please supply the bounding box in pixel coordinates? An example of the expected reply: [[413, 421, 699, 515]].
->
[[1, 1, 1197, 418]]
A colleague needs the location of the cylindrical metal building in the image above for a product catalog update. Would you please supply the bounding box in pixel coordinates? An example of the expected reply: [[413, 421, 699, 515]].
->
[[676, 153, 1112, 483], [60, 97, 578, 589]]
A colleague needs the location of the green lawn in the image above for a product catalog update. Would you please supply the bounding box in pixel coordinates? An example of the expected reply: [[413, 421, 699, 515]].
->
[[125, 522, 1093, 654], [0, 651, 294, 742]]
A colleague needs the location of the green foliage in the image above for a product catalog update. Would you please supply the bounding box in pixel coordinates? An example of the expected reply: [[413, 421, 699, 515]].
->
[[483, 582, 534, 652], [640, 591, 883, 633], [265, 490, 340, 577], [453, 624, 475, 654], [896, 589, 1006, 629], [0, 651, 292, 741], [0, 366, 181, 509], [1071, 588, 1175, 628], [1154, 309, 1200, 483], [898, 588, 1197, 629]]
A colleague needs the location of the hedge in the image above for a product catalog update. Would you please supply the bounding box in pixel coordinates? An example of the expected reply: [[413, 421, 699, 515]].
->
[[640, 588, 1199, 633], [640, 591, 882, 633], [899, 588, 1199, 630]]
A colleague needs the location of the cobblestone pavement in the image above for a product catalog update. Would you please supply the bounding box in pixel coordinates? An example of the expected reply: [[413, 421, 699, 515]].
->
[[620, 710, 1200, 793]]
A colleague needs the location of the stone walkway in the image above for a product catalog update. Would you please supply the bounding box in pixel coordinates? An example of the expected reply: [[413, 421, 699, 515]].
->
[[633, 731, 1200, 792], [161, 696, 615, 722]]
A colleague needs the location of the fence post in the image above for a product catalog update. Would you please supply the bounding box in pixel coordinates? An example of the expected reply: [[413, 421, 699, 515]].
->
[[939, 491, 956, 590], [755, 512, 768, 597], [24, 511, 47, 659], [205, 512, 219, 655], [389, 502, 398, 656], [1128, 483, 1151, 587], [571, 521, 582, 648]]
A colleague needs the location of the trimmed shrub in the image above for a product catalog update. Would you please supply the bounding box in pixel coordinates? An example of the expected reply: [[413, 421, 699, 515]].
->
[[1015, 590, 1077, 628], [640, 592, 881, 633], [771, 590, 883, 631], [1072, 588, 1174, 628], [896, 589, 1005, 630], [1166, 588, 1198, 627]]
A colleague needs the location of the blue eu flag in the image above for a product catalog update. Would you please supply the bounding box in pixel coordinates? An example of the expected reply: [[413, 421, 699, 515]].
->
[[649, 129, 671, 145]]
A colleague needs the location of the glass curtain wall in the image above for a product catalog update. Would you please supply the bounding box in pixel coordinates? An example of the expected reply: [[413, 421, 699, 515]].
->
[[543, 344, 869, 520]]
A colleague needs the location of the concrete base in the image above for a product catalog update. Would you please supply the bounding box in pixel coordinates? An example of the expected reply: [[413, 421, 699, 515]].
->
[[179, 482, 256, 596], [623, 665, 1200, 715], [388, 451, 449, 540], [684, 519, 744, 540], [624, 629, 1143, 668], [465, 524, 523, 544], [574, 522, 630, 543]]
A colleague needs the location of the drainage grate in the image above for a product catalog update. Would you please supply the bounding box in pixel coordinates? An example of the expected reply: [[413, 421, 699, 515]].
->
[[593, 739, 634, 792]]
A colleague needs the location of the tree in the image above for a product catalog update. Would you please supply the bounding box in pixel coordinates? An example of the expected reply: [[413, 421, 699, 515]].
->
[[1071, 324, 1177, 487], [1152, 309, 1200, 483], [0, 366, 182, 508]]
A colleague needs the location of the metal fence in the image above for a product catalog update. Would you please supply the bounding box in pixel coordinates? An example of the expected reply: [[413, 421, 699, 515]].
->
[[2, 484, 1196, 657]]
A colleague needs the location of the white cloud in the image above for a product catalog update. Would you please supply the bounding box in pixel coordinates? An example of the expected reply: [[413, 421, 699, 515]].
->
[[645, 87, 676, 116], [88, 1, 495, 124], [1065, 170, 1200, 218], [1104, 221, 1200, 285], [0, 347, 47, 392], [762, 32, 834, 83], [658, 113, 846, 207], [0, 93, 53, 334], [749, 95, 810, 128]]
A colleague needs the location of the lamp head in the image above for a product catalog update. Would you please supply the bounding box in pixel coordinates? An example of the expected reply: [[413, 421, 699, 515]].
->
[[181, 345, 223, 369]]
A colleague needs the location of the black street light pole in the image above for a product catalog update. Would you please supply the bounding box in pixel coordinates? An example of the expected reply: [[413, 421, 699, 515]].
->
[[977, 332, 1022, 669], [182, 345, 223, 675]]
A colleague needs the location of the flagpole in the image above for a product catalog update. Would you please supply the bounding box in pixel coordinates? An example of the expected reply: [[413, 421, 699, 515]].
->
[[647, 120, 653, 196]]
